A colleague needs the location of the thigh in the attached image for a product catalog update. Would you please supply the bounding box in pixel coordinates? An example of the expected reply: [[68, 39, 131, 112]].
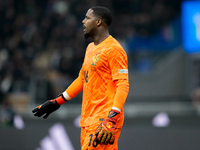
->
[[81, 125, 121, 150]]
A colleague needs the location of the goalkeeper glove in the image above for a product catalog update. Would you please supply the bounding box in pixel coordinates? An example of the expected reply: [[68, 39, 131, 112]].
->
[[32, 94, 67, 119], [95, 109, 120, 145]]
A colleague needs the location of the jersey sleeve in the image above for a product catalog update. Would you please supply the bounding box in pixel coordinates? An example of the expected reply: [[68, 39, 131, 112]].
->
[[112, 79, 129, 111], [108, 46, 129, 80], [65, 63, 84, 98], [78, 63, 85, 81]]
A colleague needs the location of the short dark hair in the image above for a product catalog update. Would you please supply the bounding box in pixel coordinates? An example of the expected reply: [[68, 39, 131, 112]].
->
[[90, 6, 112, 26]]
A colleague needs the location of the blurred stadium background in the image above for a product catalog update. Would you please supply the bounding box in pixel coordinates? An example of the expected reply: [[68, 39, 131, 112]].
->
[[1, 0, 200, 149]]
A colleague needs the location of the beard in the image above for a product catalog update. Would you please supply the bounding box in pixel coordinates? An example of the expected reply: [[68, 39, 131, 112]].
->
[[84, 32, 90, 39]]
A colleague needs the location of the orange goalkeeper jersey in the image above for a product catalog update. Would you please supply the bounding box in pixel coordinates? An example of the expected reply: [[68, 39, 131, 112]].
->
[[79, 35, 129, 128]]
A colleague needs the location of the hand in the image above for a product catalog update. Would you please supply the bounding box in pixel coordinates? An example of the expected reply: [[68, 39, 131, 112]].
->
[[32, 94, 66, 119], [95, 109, 120, 145], [32, 99, 60, 119]]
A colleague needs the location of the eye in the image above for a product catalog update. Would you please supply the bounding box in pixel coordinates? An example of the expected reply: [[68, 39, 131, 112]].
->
[[85, 15, 91, 20]]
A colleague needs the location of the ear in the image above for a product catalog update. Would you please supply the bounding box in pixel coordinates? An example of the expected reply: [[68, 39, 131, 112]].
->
[[96, 19, 102, 27]]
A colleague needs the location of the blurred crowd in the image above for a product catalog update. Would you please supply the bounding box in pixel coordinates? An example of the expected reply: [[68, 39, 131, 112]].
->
[[0, 0, 182, 109]]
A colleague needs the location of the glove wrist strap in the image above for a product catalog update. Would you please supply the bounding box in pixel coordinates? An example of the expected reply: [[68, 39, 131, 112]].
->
[[56, 94, 67, 105], [107, 109, 120, 123]]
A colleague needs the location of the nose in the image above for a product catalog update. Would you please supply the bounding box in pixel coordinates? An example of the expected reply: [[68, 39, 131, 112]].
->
[[82, 18, 85, 24]]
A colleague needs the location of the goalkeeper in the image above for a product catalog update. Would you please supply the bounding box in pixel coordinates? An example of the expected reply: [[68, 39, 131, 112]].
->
[[32, 6, 129, 150]]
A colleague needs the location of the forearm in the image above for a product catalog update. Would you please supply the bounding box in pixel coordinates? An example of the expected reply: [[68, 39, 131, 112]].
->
[[65, 76, 84, 99], [112, 79, 129, 111], [56, 76, 83, 105]]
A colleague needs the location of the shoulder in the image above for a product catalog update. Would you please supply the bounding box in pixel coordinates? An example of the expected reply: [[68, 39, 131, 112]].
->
[[86, 42, 94, 50], [107, 37, 126, 56], [108, 36, 124, 49]]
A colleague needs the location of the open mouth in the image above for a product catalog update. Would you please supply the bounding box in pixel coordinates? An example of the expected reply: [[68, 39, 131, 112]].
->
[[83, 25, 86, 32]]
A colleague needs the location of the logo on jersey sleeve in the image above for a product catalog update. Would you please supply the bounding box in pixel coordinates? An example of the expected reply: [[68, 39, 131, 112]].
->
[[119, 69, 128, 74]]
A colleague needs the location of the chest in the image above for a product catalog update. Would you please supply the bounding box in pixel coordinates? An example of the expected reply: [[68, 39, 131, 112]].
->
[[84, 47, 110, 71]]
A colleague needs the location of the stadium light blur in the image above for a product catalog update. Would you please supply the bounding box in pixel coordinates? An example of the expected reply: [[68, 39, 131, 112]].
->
[[182, 1, 200, 53]]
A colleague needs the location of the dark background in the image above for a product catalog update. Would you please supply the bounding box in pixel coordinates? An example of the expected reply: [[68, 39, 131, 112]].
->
[[1, 0, 200, 150]]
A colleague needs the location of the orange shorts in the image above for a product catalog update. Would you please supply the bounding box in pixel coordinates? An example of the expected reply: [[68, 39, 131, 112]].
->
[[80, 124, 122, 150]]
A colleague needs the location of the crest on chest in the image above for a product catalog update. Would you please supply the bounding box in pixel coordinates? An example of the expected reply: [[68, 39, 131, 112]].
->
[[91, 52, 101, 66]]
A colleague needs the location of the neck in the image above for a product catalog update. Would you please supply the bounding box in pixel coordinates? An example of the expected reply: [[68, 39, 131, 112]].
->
[[92, 29, 110, 45]]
